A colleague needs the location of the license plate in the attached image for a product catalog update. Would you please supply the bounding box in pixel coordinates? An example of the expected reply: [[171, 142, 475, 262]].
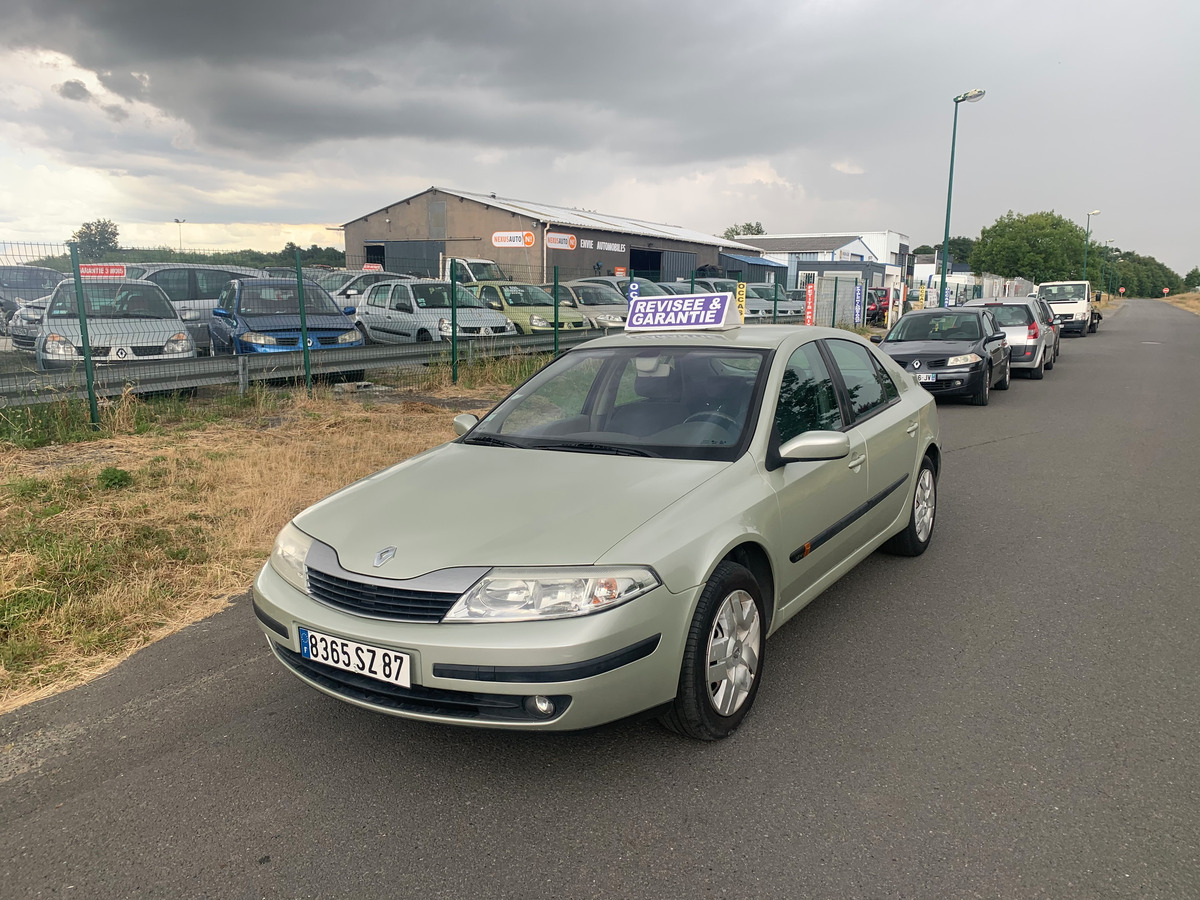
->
[[916, 373, 937, 383], [298, 626, 411, 688]]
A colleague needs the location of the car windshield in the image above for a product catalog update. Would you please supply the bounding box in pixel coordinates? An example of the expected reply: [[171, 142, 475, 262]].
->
[[47, 282, 175, 319], [412, 284, 483, 308], [499, 284, 558, 306], [1039, 284, 1086, 301], [747, 286, 785, 300], [312, 272, 356, 291], [467, 262, 506, 281], [626, 280, 669, 296], [237, 284, 341, 316], [886, 312, 982, 342], [571, 285, 626, 306], [464, 346, 767, 462]]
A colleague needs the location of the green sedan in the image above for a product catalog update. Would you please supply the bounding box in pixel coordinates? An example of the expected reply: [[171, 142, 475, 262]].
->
[[253, 321, 941, 739], [467, 281, 589, 334]]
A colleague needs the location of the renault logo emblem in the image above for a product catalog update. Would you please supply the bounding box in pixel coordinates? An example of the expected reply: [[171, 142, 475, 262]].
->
[[373, 546, 397, 567], [912, 360, 922, 369]]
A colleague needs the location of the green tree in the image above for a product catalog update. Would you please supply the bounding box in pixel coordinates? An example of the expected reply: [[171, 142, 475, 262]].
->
[[968, 211, 1088, 283], [69, 219, 120, 262], [911, 244, 935, 256], [722, 221, 765, 240], [1184, 266, 1200, 290], [911, 237, 973, 263]]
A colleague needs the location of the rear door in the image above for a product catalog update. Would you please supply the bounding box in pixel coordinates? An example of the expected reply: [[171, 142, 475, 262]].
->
[[821, 338, 916, 542]]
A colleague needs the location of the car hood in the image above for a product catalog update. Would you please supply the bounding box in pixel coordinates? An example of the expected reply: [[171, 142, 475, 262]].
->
[[879, 339, 978, 358], [40, 318, 185, 341], [293, 442, 727, 578], [238, 313, 354, 330]]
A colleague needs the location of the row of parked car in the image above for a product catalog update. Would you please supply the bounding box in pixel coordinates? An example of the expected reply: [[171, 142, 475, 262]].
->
[[1, 263, 811, 371], [868, 283, 1102, 406]]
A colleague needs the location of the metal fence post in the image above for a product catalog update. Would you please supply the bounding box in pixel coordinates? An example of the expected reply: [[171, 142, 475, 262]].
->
[[293, 250, 312, 394], [690, 270, 695, 293], [238, 354, 249, 395], [67, 242, 100, 428], [554, 265, 560, 357], [831, 277, 839, 327], [450, 267, 458, 384]]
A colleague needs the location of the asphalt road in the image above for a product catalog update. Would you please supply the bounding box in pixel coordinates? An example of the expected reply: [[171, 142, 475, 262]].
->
[[3, 298, 1198, 899]]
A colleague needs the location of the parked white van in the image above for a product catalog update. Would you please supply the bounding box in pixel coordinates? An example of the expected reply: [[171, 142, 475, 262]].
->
[[1036, 281, 1101, 336]]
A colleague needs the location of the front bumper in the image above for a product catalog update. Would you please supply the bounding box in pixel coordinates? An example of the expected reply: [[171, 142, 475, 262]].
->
[[252, 561, 695, 731], [913, 365, 986, 398]]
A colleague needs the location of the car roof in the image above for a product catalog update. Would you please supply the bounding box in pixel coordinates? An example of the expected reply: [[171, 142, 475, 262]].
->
[[131, 262, 267, 274], [575, 323, 856, 352]]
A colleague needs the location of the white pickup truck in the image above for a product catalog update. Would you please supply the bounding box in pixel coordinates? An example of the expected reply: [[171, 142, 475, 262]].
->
[[1036, 281, 1101, 336]]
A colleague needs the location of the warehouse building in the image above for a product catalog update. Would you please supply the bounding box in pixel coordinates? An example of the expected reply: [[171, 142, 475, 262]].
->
[[341, 187, 767, 284]]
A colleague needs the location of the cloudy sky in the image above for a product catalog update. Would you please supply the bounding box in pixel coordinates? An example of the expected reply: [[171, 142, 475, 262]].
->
[[2, 0, 1197, 273]]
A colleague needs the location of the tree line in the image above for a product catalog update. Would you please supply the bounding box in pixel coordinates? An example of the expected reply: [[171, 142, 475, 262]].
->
[[29, 219, 345, 272]]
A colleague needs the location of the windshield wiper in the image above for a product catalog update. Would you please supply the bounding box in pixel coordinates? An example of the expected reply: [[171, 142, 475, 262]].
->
[[461, 433, 524, 449], [534, 441, 657, 457]]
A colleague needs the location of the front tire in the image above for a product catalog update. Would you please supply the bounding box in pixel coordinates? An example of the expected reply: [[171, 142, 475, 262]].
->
[[971, 364, 991, 406], [883, 455, 937, 557], [661, 560, 765, 741]]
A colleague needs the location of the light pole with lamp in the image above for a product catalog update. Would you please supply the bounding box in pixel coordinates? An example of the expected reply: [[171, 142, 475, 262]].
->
[[1082, 209, 1099, 280], [173, 218, 186, 253], [938, 88, 986, 307]]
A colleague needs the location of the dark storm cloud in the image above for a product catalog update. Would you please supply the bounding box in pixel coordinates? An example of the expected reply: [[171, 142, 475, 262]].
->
[[53, 79, 92, 102]]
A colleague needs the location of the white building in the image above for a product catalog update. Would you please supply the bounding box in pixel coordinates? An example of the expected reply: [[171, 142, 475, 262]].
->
[[735, 230, 911, 293]]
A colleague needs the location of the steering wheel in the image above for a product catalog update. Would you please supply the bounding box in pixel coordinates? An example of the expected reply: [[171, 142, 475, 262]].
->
[[683, 410, 740, 430]]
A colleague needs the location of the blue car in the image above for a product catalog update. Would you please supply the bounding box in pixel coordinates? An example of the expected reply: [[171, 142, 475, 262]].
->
[[210, 279, 364, 355]]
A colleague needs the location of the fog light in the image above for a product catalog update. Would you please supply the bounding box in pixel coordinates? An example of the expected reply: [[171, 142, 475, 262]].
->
[[525, 695, 555, 718]]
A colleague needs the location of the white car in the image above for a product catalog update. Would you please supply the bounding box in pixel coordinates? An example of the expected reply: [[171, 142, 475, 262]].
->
[[356, 279, 514, 343]]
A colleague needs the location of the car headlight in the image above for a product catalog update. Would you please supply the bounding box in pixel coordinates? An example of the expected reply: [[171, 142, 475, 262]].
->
[[269, 521, 313, 594], [528, 315, 549, 328], [947, 353, 982, 366], [443, 566, 660, 622], [336, 330, 359, 343], [42, 333, 77, 357], [162, 332, 194, 354], [241, 331, 277, 345], [595, 314, 623, 324], [437, 317, 453, 335]]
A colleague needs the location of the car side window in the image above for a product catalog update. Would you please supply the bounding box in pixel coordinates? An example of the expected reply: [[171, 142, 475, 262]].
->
[[479, 285, 500, 303], [391, 286, 413, 313], [196, 269, 233, 297], [218, 286, 235, 310], [148, 269, 191, 301], [825, 339, 894, 421], [774, 343, 844, 442], [366, 285, 388, 308]]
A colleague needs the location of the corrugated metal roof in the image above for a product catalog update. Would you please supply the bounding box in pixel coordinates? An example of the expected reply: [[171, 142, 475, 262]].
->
[[350, 187, 766, 252], [721, 252, 787, 268], [737, 235, 865, 253]]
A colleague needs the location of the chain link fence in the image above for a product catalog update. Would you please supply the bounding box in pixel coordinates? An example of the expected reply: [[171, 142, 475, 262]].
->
[[3, 244, 875, 431]]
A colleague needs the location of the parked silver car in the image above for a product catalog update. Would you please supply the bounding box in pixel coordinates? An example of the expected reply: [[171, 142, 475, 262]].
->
[[34, 280, 196, 371], [356, 279, 514, 343], [965, 298, 1056, 378], [541, 280, 629, 329]]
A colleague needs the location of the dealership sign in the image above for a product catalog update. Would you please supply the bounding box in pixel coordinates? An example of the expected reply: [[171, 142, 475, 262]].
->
[[546, 232, 577, 251], [625, 293, 739, 331], [492, 231, 536, 248], [78, 264, 126, 278]]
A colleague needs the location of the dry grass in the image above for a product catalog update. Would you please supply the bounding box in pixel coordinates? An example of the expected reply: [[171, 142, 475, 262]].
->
[[1161, 291, 1200, 316], [0, 375, 515, 714]]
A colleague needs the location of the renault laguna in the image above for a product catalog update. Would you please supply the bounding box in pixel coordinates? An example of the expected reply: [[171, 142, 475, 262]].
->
[[253, 293, 941, 740]]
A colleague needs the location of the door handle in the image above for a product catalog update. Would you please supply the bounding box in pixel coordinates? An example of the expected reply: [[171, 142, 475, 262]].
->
[[906, 422, 919, 435], [848, 454, 866, 469]]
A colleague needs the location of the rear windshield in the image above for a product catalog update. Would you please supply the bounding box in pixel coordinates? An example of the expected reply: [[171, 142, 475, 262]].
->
[[990, 305, 1034, 327]]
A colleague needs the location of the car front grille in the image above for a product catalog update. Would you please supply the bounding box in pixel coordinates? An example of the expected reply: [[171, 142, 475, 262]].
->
[[892, 356, 949, 369], [275, 645, 571, 722], [306, 566, 459, 622]]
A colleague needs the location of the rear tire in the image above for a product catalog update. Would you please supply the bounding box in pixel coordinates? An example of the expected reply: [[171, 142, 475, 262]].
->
[[995, 358, 1011, 390], [1044, 347, 1055, 371], [1029, 354, 1045, 380], [883, 455, 937, 557], [660, 560, 765, 741]]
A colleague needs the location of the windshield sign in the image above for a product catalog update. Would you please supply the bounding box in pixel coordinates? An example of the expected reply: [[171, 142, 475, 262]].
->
[[626, 294, 738, 330]]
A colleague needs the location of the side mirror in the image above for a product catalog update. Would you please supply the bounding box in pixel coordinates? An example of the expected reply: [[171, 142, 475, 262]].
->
[[778, 431, 851, 462], [345, 289, 359, 296], [1052, 316, 1064, 325], [869, 334, 883, 343], [212, 307, 230, 318], [343, 306, 356, 316], [560, 299, 573, 307], [487, 300, 503, 311], [453, 413, 479, 437], [180, 309, 200, 322]]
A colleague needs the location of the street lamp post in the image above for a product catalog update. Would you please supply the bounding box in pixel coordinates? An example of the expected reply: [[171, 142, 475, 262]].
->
[[1082, 209, 1100, 280], [173, 218, 186, 253], [939, 88, 986, 307]]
